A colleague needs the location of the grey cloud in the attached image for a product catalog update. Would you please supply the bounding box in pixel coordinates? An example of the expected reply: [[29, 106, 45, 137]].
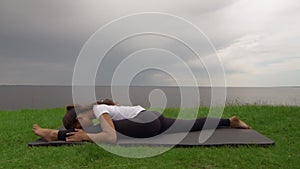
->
[[0, 0, 299, 86], [94, 33, 216, 86]]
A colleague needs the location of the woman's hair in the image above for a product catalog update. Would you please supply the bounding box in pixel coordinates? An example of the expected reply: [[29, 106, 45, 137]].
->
[[96, 98, 116, 106], [62, 99, 115, 129]]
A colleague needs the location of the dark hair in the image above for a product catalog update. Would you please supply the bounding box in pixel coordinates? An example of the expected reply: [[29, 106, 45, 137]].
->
[[62, 99, 116, 129], [63, 105, 88, 129], [96, 98, 116, 106]]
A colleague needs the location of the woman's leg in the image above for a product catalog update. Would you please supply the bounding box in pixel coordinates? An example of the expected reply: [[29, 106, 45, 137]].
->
[[113, 111, 162, 138], [159, 116, 230, 134], [228, 116, 250, 129], [159, 115, 250, 134], [112, 111, 250, 138], [32, 124, 75, 141], [112, 111, 230, 138], [57, 129, 75, 141], [32, 124, 59, 141]]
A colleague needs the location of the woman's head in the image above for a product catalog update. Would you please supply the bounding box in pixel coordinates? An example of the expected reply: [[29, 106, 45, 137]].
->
[[62, 99, 116, 129], [63, 105, 90, 129]]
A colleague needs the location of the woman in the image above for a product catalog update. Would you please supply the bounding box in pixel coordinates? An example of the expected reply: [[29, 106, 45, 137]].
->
[[32, 99, 250, 144]]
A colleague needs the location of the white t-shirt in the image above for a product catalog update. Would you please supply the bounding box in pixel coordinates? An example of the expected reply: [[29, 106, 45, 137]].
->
[[93, 104, 146, 120]]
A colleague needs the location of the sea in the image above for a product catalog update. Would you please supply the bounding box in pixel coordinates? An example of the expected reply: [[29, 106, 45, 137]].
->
[[0, 85, 299, 110]]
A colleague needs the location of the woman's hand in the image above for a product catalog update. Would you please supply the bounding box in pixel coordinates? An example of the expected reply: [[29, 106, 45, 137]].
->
[[65, 114, 116, 144], [66, 129, 90, 142]]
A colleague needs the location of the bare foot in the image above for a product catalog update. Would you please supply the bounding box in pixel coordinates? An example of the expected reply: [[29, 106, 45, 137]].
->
[[32, 124, 58, 142], [229, 116, 250, 129]]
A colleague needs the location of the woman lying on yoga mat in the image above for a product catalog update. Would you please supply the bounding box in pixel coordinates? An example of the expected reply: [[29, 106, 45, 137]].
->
[[32, 99, 250, 144]]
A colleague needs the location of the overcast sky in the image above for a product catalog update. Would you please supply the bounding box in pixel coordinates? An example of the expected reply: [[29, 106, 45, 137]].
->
[[0, 0, 299, 86]]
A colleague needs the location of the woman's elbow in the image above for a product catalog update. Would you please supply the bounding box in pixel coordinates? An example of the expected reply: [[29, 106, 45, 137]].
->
[[106, 132, 117, 144], [110, 136, 117, 144]]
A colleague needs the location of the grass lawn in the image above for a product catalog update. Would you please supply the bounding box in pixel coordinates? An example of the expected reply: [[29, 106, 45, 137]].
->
[[0, 105, 299, 169]]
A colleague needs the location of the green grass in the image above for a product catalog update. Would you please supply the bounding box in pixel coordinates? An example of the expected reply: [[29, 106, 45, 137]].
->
[[0, 105, 299, 169]]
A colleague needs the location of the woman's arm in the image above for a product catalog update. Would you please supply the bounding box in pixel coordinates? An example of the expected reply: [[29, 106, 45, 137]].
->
[[86, 113, 117, 143], [66, 113, 117, 144]]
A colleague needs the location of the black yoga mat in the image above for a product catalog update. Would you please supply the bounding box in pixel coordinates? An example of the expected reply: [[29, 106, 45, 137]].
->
[[28, 137, 85, 147], [28, 128, 274, 147]]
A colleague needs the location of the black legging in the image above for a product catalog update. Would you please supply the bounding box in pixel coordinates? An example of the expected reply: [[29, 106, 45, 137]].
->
[[58, 111, 230, 140]]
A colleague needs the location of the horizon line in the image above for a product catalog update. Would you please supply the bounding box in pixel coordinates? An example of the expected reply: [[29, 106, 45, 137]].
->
[[0, 84, 299, 88]]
